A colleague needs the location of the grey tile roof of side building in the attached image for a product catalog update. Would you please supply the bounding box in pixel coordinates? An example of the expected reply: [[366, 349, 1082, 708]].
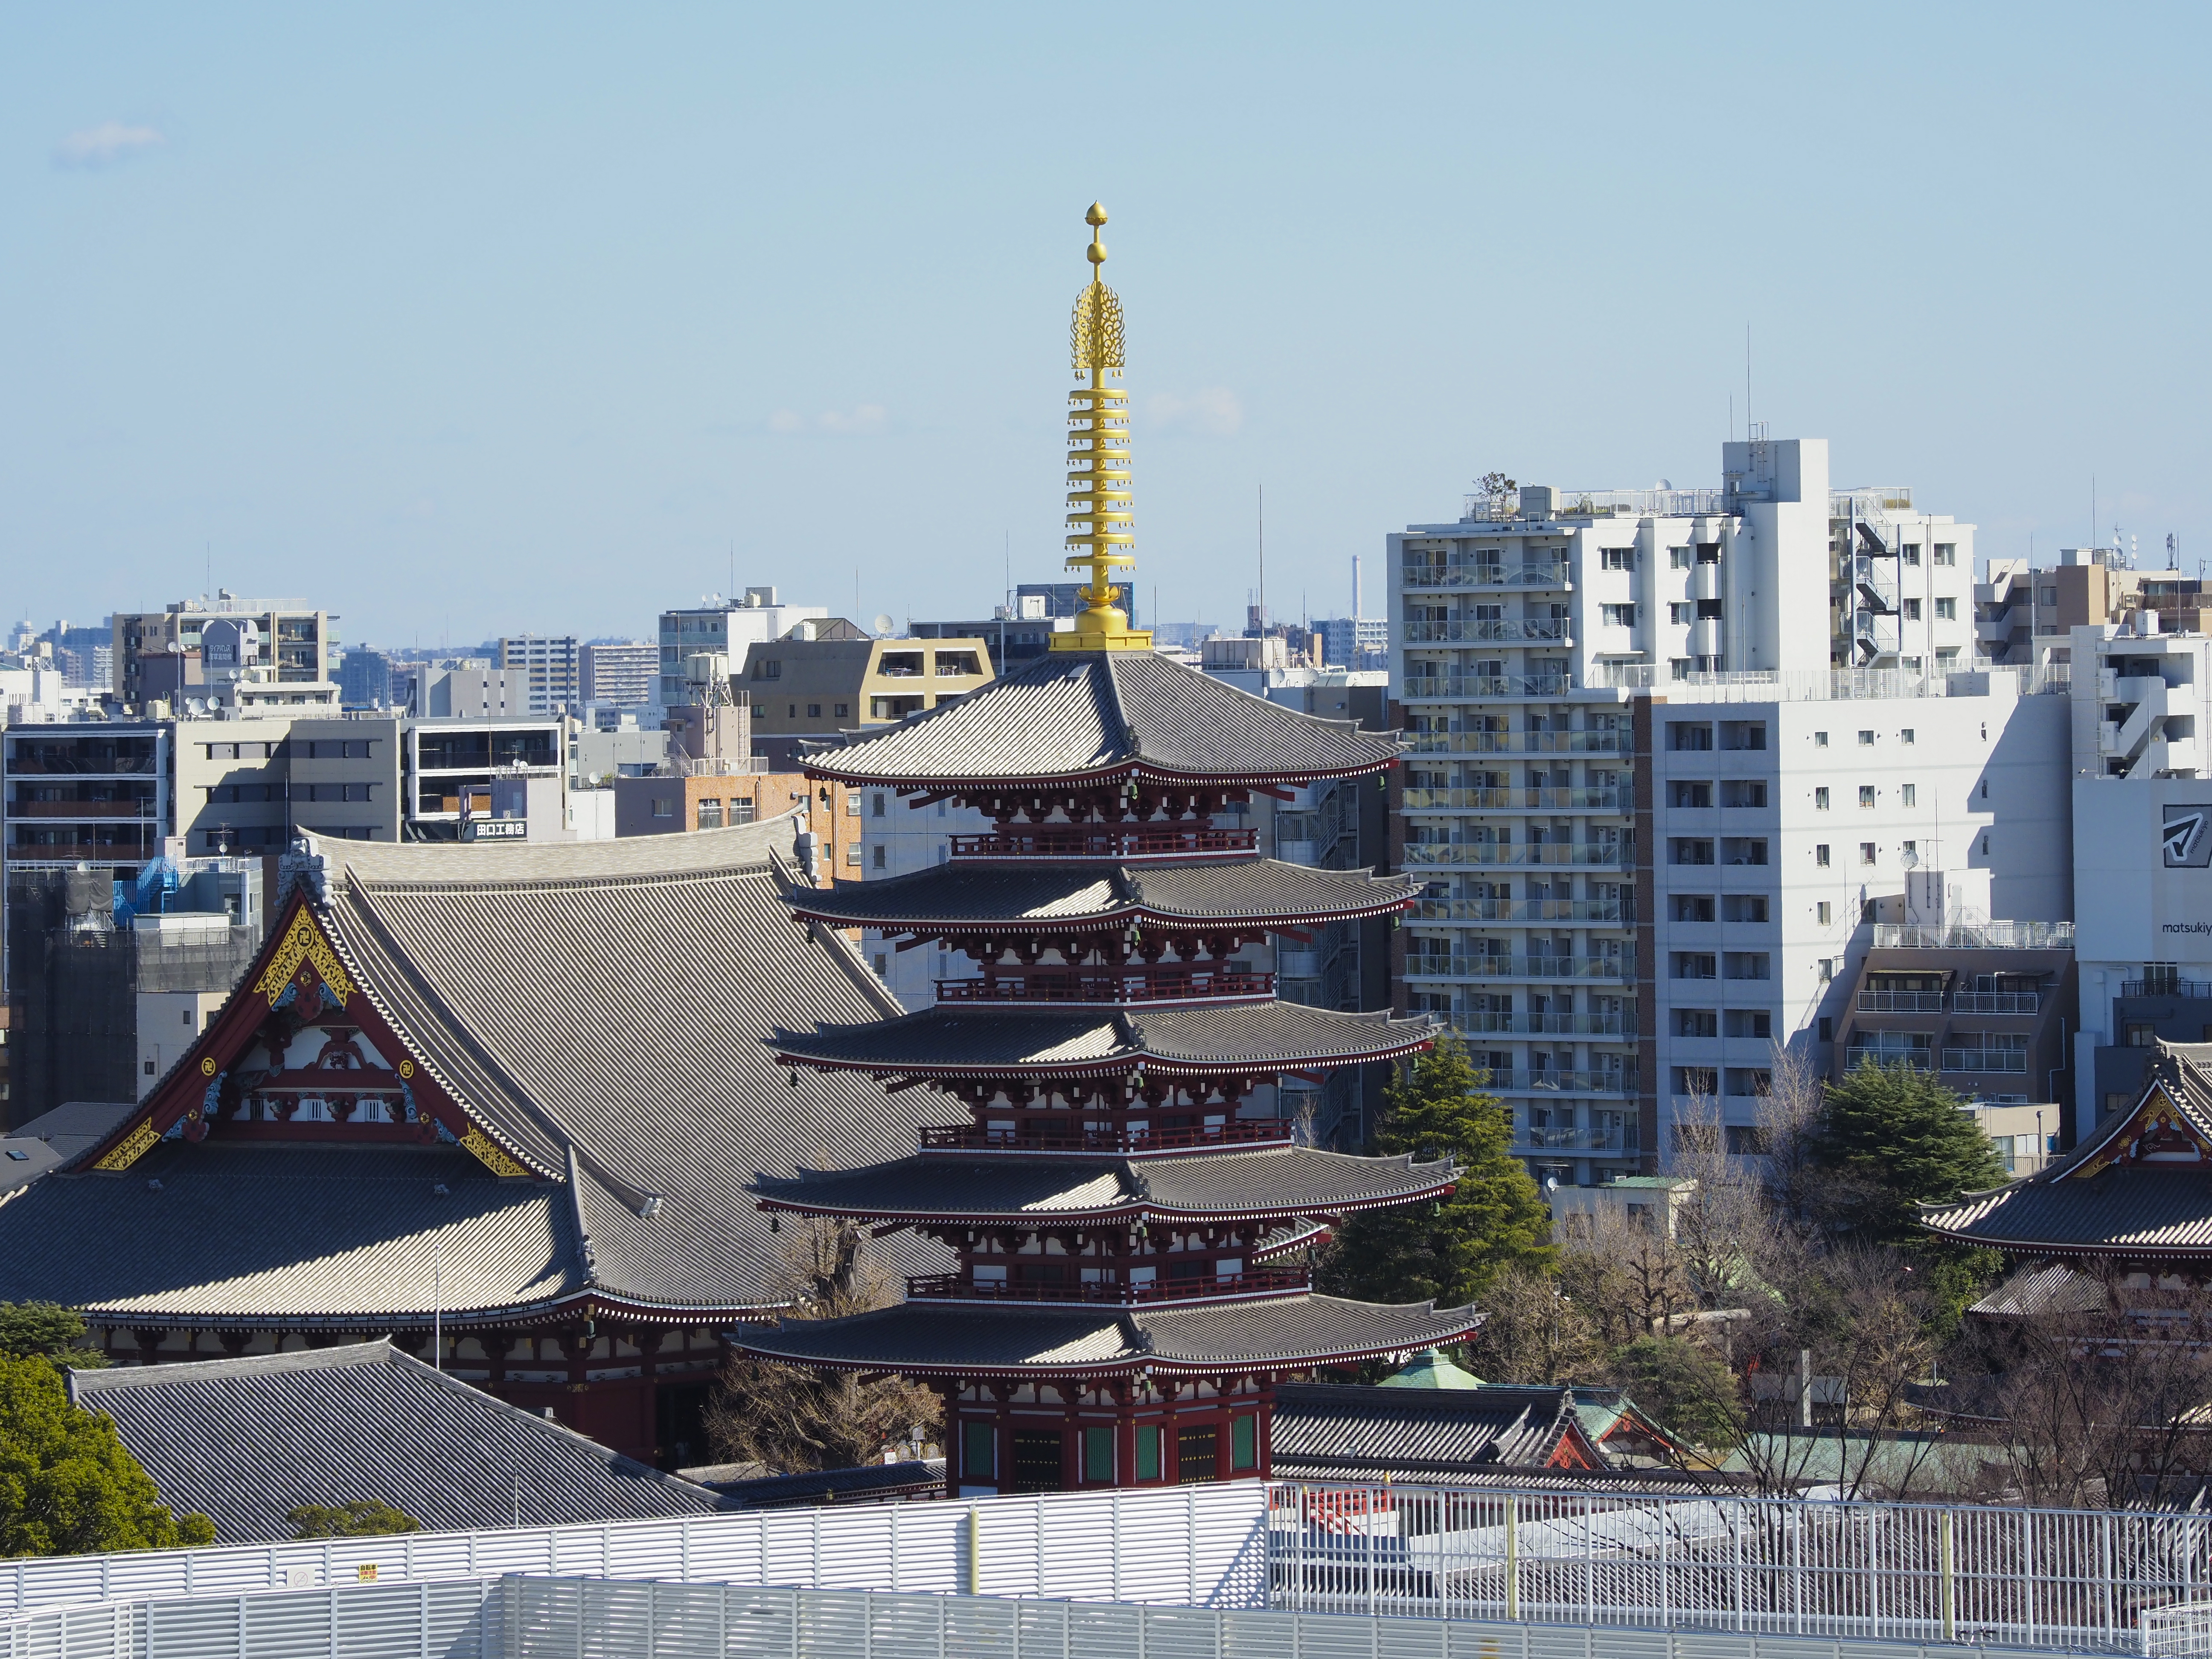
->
[[1269, 1382, 1593, 1479], [802, 651, 1405, 788], [67, 1339, 722, 1542], [731, 1293, 1481, 1377], [770, 1001, 1436, 1077], [788, 860, 1419, 932], [753, 1146, 1458, 1224], [2, 816, 955, 1324]]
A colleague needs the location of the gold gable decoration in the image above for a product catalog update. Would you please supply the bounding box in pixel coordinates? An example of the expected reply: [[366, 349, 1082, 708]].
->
[[91, 1119, 163, 1173], [459, 1127, 529, 1179], [2074, 1085, 2211, 1177], [253, 909, 357, 1008]]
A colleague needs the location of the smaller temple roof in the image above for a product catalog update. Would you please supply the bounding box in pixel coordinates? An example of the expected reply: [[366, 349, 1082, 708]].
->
[[754, 1144, 1456, 1225], [788, 859, 1418, 934], [1379, 1348, 1484, 1389], [1270, 1382, 1601, 1482], [729, 1292, 1481, 1378], [801, 650, 1404, 790], [770, 1001, 1435, 1079], [1922, 1043, 2212, 1257], [68, 1339, 721, 1541]]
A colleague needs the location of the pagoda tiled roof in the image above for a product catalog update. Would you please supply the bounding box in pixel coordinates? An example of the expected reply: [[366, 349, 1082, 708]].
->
[[753, 1144, 1457, 1225], [30, 816, 955, 1324], [729, 1292, 1482, 1377], [801, 650, 1405, 789], [768, 1000, 1437, 1078], [1921, 1042, 2212, 1257], [788, 858, 1418, 933]]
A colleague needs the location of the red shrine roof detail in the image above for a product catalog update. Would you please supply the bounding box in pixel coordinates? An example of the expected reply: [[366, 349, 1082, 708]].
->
[[801, 649, 1407, 789]]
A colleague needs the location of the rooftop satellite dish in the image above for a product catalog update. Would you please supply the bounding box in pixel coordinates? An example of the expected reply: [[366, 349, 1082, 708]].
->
[[873, 614, 895, 637], [1901, 847, 1921, 869]]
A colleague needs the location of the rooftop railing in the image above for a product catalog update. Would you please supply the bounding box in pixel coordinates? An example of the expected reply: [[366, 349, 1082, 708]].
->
[[1872, 921, 2073, 950]]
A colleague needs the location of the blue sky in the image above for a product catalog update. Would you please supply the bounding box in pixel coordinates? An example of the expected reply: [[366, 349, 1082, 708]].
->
[[3, 3, 2207, 649]]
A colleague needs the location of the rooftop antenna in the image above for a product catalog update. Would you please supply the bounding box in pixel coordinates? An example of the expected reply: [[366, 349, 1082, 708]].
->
[[1257, 483, 1265, 631], [1745, 323, 1752, 437]]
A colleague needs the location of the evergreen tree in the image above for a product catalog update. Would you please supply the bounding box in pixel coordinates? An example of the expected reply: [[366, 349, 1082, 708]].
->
[[1608, 1334, 1744, 1453], [0, 1304, 106, 1371], [1815, 1060, 2009, 1243], [287, 1500, 420, 1539], [0, 1356, 212, 1556], [1320, 1033, 1553, 1307]]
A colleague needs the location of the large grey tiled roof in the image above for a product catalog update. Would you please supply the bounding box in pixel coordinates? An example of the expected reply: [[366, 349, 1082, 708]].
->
[[731, 1292, 1479, 1377], [771, 1001, 1435, 1077], [0, 1145, 575, 1321], [1270, 1382, 1592, 1480], [789, 859, 1418, 933], [803, 651, 1404, 788], [754, 1145, 1456, 1224], [34, 816, 955, 1324], [68, 1339, 721, 1542]]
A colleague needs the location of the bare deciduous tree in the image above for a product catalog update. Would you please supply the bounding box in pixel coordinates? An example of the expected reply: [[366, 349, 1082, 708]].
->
[[1465, 1263, 1604, 1384], [706, 1220, 940, 1475]]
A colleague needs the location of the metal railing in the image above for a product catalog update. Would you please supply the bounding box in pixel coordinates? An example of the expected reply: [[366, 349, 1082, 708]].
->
[[905, 1268, 1307, 1306], [1846, 1046, 1933, 1071], [1403, 676, 1574, 701], [1407, 732, 1632, 756], [1402, 620, 1570, 644], [1403, 788, 1624, 812], [1402, 561, 1571, 590], [1486, 1070, 1638, 1096], [949, 827, 1258, 860], [1269, 1484, 2212, 1653], [1951, 992, 2044, 1016], [1858, 991, 1947, 1013], [1400, 844, 1628, 869], [2125, 981, 2212, 1000], [1452, 1013, 1639, 1039], [1412, 899, 1629, 924], [915, 1121, 1293, 1155], [1874, 922, 2074, 950], [1405, 955, 1632, 982], [1516, 1125, 1639, 1152], [933, 969, 1273, 1005], [1942, 1050, 2031, 1074]]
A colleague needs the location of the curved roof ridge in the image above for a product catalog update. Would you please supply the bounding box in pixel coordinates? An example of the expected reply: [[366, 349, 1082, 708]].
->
[[303, 811, 806, 889]]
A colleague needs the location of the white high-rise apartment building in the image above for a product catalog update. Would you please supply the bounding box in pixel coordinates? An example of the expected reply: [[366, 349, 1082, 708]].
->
[[498, 634, 582, 715], [1391, 437, 2072, 1185]]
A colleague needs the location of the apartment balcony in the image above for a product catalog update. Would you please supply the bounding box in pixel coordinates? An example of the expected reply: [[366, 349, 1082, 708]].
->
[[1452, 1012, 1639, 1039], [1404, 955, 1632, 983], [1854, 990, 1947, 1014], [1485, 1070, 1639, 1096], [1400, 842, 1630, 870], [1845, 1045, 1932, 1072], [1407, 731, 1633, 757], [1402, 675, 1574, 701], [1949, 992, 2044, 1016], [1941, 1050, 2030, 1074], [1402, 560, 1570, 591], [1401, 620, 1571, 644], [1871, 921, 2073, 950], [2123, 978, 2212, 999], [3, 757, 160, 776], [5, 800, 159, 819], [1412, 898, 1629, 924], [1402, 787, 1624, 812], [1515, 1124, 1640, 1153]]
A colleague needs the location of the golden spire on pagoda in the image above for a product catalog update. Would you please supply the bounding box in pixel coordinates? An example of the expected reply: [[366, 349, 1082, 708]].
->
[[1054, 202, 1153, 652]]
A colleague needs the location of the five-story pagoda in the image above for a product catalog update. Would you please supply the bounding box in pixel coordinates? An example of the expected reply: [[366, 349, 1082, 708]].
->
[[737, 206, 1479, 1496]]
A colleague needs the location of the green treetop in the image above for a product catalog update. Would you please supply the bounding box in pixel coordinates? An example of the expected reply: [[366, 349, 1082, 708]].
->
[[0, 1356, 211, 1556], [1321, 1032, 1553, 1308], [1815, 1059, 2010, 1243]]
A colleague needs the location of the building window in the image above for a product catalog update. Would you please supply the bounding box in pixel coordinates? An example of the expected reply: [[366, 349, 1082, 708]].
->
[[1670, 838, 1714, 865], [1903, 544, 1922, 566], [1669, 659, 1693, 681], [873, 844, 887, 870], [847, 794, 862, 815], [1722, 894, 1767, 923], [1669, 781, 1713, 808], [2127, 1024, 2157, 1048], [1720, 838, 1767, 865], [1726, 1068, 1773, 1096], [1860, 841, 1877, 864], [697, 799, 723, 829], [1723, 952, 1771, 980], [1934, 598, 1956, 620], [963, 1422, 995, 1479], [1815, 844, 1831, 866], [1669, 722, 1713, 751], [1669, 547, 1692, 569], [1668, 603, 1692, 626], [1814, 787, 1830, 809], [1935, 543, 1956, 566], [1674, 1066, 1718, 1095], [1602, 549, 1635, 570], [1230, 1415, 1258, 1472], [1675, 1008, 1717, 1036], [1857, 731, 1874, 747], [1900, 729, 1915, 745], [846, 844, 863, 865], [651, 798, 674, 818], [1979, 779, 1989, 800], [1601, 604, 1636, 628], [1816, 901, 1831, 926], [807, 704, 822, 718], [835, 703, 849, 718], [1813, 731, 1829, 747], [1901, 784, 1917, 807], [872, 793, 886, 817], [1671, 953, 1718, 980], [872, 953, 887, 974], [1859, 786, 1876, 809], [733, 798, 757, 824]]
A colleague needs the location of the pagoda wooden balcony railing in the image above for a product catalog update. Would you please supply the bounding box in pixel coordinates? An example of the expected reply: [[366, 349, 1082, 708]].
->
[[949, 827, 1258, 861], [918, 1121, 1295, 1155], [934, 969, 1274, 1006], [905, 1268, 1307, 1306]]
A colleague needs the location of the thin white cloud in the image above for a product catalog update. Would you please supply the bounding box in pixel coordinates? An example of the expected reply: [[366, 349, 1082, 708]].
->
[[771, 404, 888, 436], [1148, 388, 1243, 437], [53, 122, 166, 170]]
